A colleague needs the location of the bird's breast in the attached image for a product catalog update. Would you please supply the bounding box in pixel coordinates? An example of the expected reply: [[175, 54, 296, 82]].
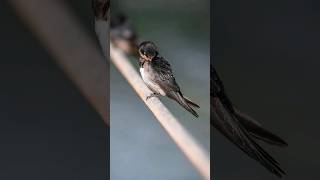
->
[[140, 67, 166, 96]]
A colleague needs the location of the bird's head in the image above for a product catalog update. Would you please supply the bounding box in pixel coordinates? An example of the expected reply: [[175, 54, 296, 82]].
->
[[138, 41, 158, 61]]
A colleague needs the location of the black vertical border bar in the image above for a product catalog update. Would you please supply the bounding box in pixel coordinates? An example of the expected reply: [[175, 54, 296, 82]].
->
[[210, 0, 213, 177]]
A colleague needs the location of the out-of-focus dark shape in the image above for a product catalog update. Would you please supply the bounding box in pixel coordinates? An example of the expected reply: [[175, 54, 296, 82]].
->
[[92, 0, 109, 21], [110, 14, 139, 56], [9, 0, 109, 125], [92, 0, 109, 59], [211, 65, 287, 177]]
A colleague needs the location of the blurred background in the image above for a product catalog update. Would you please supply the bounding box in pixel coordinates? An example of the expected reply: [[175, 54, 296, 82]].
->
[[0, 1, 107, 180], [213, 0, 320, 179], [111, 0, 210, 180]]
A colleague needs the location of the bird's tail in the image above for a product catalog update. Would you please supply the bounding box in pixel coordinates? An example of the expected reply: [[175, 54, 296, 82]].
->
[[234, 108, 288, 147], [168, 91, 199, 118], [183, 96, 200, 109]]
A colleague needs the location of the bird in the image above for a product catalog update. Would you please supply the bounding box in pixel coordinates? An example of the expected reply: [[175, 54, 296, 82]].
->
[[211, 65, 288, 177], [110, 14, 139, 56], [138, 41, 200, 117], [92, 0, 110, 57], [92, 0, 109, 21]]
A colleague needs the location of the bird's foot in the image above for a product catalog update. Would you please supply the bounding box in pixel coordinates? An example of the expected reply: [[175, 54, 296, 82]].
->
[[146, 93, 159, 101]]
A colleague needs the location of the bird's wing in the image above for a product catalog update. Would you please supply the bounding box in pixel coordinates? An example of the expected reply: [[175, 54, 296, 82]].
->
[[234, 108, 288, 147], [211, 66, 234, 110], [151, 57, 199, 117], [151, 56, 180, 92], [210, 66, 285, 177], [211, 97, 285, 177], [211, 65, 288, 146]]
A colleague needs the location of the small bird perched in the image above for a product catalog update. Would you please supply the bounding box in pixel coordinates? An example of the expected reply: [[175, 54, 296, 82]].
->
[[110, 14, 139, 56], [211, 65, 288, 177], [138, 41, 200, 117]]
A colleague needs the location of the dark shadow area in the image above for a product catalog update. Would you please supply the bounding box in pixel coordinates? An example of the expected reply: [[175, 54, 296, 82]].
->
[[0, 1, 108, 180], [212, 0, 320, 179]]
